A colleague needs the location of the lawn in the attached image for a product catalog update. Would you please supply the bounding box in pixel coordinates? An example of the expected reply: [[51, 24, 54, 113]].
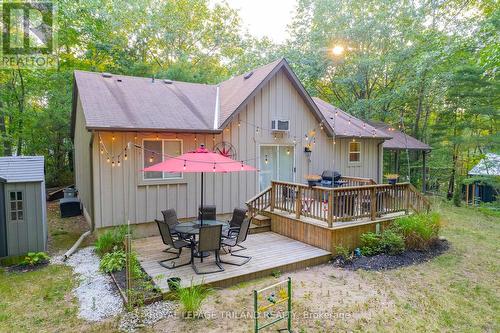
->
[[0, 199, 498, 332]]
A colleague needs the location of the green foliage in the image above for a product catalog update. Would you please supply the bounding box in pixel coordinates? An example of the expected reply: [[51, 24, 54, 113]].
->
[[271, 270, 282, 278], [99, 250, 126, 273], [176, 281, 212, 317], [335, 245, 352, 260], [360, 230, 405, 256], [20, 252, 50, 266], [94, 226, 128, 256], [393, 213, 441, 250]]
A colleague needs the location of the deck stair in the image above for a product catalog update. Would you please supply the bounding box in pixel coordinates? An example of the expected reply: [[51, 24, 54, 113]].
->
[[249, 214, 271, 234]]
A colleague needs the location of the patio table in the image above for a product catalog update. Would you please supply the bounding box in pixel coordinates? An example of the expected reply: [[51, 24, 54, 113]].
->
[[174, 220, 230, 259]]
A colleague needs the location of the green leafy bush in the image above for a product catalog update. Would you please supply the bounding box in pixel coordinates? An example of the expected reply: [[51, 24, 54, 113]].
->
[[99, 249, 126, 273], [360, 230, 405, 256], [95, 226, 128, 256], [392, 213, 440, 250], [379, 230, 405, 255], [360, 232, 381, 256], [21, 252, 49, 266], [335, 245, 352, 261], [176, 281, 212, 318]]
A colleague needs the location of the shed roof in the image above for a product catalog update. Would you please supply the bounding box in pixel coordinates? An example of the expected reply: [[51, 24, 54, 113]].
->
[[469, 153, 500, 176], [366, 121, 431, 151], [0, 156, 45, 183], [313, 98, 391, 139]]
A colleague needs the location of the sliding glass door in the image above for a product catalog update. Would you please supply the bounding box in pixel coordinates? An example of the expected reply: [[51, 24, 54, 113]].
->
[[259, 145, 295, 190]]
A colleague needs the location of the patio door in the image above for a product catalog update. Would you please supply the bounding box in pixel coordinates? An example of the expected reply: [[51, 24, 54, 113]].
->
[[259, 145, 295, 191]]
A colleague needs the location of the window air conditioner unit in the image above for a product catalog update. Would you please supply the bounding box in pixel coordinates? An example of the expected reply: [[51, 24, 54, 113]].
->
[[271, 119, 290, 132]]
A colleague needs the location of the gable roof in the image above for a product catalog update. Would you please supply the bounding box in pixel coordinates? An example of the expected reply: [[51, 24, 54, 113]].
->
[[0, 156, 45, 183], [72, 58, 334, 136], [73, 71, 217, 133], [313, 97, 391, 139], [469, 153, 500, 176], [366, 121, 431, 151]]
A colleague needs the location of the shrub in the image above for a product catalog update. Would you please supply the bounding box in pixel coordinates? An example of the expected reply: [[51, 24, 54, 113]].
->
[[379, 230, 405, 255], [392, 213, 441, 250], [21, 252, 49, 266], [360, 232, 381, 256], [335, 245, 352, 261], [99, 249, 126, 273], [176, 281, 212, 318], [95, 226, 128, 256]]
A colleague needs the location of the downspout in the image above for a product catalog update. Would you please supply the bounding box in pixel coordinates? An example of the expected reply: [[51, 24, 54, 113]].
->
[[63, 131, 96, 261]]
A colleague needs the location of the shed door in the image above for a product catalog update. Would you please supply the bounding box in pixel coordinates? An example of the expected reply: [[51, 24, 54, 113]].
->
[[0, 183, 6, 257]]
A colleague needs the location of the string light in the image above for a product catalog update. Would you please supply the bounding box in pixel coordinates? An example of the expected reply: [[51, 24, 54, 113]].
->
[[293, 136, 297, 144], [286, 148, 290, 155], [194, 135, 197, 142], [183, 160, 186, 170], [212, 135, 216, 142], [156, 134, 159, 141], [305, 134, 309, 141], [149, 153, 154, 163], [241, 161, 244, 170], [112, 135, 115, 142], [265, 155, 268, 164], [106, 157, 110, 163], [111, 160, 115, 167], [256, 126, 260, 134], [213, 163, 216, 172], [100, 148, 104, 155], [124, 150, 128, 160], [238, 121, 241, 127], [274, 134, 277, 140], [117, 160, 121, 167]]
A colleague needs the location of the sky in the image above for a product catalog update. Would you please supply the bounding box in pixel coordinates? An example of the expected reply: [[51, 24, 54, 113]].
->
[[220, 0, 298, 43]]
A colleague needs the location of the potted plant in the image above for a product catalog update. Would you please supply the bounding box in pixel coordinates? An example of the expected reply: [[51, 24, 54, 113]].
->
[[385, 174, 399, 185], [305, 174, 321, 187]]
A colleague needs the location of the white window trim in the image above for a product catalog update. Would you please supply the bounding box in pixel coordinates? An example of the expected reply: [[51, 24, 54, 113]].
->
[[258, 144, 296, 190], [348, 141, 362, 165], [142, 138, 183, 181]]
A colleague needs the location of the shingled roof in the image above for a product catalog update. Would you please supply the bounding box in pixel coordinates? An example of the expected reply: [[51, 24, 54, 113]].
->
[[366, 121, 431, 151], [313, 97, 391, 139]]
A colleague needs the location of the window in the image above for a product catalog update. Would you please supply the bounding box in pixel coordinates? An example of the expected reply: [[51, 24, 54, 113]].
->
[[9, 191, 23, 221], [349, 141, 361, 163], [143, 139, 183, 180]]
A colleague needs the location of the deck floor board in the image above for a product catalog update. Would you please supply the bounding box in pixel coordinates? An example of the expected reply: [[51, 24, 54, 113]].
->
[[132, 232, 331, 291]]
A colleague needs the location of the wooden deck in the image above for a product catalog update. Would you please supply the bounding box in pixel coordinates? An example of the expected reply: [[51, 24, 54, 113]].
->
[[133, 232, 331, 292]]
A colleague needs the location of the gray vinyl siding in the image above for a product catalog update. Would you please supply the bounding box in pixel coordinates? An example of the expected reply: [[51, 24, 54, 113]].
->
[[4, 182, 46, 256], [334, 138, 384, 182], [76, 68, 384, 228], [74, 97, 93, 222]]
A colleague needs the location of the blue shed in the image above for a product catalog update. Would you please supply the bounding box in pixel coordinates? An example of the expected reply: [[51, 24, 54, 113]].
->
[[0, 156, 47, 258]]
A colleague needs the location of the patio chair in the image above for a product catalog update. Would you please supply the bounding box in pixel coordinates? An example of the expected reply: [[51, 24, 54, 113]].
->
[[156, 219, 192, 269], [220, 217, 252, 266], [198, 205, 216, 220], [192, 224, 224, 274], [155, 209, 188, 252], [222, 208, 248, 252]]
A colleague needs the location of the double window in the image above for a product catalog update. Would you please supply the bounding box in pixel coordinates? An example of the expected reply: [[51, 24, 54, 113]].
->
[[349, 141, 361, 163], [143, 139, 183, 180], [9, 191, 23, 221]]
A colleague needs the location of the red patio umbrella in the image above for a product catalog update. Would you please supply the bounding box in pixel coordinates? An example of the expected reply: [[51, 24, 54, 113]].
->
[[143, 144, 257, 225]]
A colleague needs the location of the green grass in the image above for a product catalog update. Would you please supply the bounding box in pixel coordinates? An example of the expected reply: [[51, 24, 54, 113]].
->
[[343, 199, 500, 332], [0, 265, 115, 332]]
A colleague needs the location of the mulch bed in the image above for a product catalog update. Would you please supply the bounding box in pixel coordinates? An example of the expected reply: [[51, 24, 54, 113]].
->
[[334, 239, 449, 271], [6, 260, 50, 273], [110, 267, 163, 306]]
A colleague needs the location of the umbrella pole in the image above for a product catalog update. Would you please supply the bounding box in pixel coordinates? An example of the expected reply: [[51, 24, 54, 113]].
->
[[200, 172, 204, 227]]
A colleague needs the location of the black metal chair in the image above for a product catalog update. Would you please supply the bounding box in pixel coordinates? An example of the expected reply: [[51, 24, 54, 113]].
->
[[156, 219, 192, 269], [220, 217, 252, 266], [192, 224, 224, 274], [155, 209, 184, 252], [198, 205, 216, 220], [223, 207, 247, 238]]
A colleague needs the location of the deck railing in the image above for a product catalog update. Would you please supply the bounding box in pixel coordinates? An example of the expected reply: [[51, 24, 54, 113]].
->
[[339, 176, 377, 187], [247, 180, 430, 227]]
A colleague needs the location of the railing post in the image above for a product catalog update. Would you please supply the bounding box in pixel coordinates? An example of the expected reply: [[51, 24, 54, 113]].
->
[[405, 184, 410, 214], [327, 190, 333, 227], [295, 186, 302, 219], [370, 187, 377, 221], [270, 182, 275, 212]]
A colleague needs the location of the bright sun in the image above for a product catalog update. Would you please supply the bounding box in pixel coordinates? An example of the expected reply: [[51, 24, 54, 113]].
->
[[332, 45, 344, 55]]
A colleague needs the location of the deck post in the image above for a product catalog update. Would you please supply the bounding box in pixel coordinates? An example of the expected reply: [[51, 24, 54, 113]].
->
[[295, 186, 302, 219], [270, 182, 275, 212], [405, 184, 410, 214], [465, 184, 469, 206], [327, 190, 333, 227], [370, 187, 377, 221]]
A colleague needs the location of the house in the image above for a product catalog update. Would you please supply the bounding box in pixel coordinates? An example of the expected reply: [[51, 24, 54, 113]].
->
[[71, 58, 391, 233], [0, 156, 47, 258], [464, 153, 499, 204]]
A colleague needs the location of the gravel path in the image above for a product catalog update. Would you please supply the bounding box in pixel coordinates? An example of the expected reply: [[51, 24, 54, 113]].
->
[[119, 301, 176, 333], [60, 247, 124, 321]]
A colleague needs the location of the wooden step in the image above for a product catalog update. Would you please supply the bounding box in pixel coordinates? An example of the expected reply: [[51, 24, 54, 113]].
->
[[252, 214, 271, 226], [249, 222, 270, 234]]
